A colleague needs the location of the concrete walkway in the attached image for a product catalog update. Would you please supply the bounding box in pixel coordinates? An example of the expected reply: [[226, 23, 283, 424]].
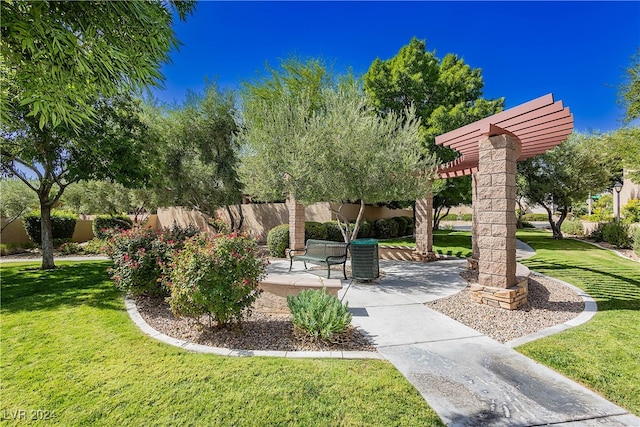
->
[[337, 258, 640, 427]]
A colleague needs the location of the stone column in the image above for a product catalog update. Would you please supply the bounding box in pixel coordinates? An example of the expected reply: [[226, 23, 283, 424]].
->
[[413, 191, 437, 262], [287, 196, 305, 252], [471, 131, 527, 310], [468, 172, 479, 270]]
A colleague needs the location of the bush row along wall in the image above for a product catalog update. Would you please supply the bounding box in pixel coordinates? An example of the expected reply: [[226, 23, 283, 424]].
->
[[1, 203, 425, 245], [0, 216, 158, 245], [219, 202, 413, 242]]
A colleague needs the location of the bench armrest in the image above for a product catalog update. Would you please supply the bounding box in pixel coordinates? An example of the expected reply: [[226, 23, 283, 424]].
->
[[289, 248, 307, 258]]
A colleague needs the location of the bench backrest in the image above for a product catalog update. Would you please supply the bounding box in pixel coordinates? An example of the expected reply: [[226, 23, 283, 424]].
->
[[305, 239, 348, 258]]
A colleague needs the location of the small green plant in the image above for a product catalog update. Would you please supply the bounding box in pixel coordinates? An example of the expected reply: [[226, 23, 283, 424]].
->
[[623, 199, 640, 223], [287, 288, 352, 341], [266, 224, 289, 258], [167, 233, 267, 327], [23, 210, 77, 245], [589, 194, 614, 222], [92, 214, 133, 239], [560, 219, 584, 236], [58, 241, 82, 255]]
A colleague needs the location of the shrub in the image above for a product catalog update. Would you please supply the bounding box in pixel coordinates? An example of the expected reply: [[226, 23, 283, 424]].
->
[[23, 210, 77, 245], [58, 241, 82, 255], [305, 221, 327, 241], [325, 221, 344, 242], [0, 242, 35, 256], [83, 238, 108, 255], [357, 219, 374, 238], [589, 223, 606, 242], [440, 213, 458, 221], [208, 217, 230, 234], [105, 224, 199, 297], [166, 234, 267, 327], [267, 224, 289, 258], [391, 216, 408, 237], [375, 218, 399, 239], [460, 213, 473, 222], [601, 222, 632, 248], [92, 214, 133, 239], [560, 219, 584, 236], [632, 227, 640, 256], [623, 199, 640, 223], [402, 216, 415, 235], [287, 288, 352, 341], [521, 213, 548, 222]]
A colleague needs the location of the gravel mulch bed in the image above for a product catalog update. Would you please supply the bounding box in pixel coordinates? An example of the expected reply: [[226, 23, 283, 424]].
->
[[136, 291, 376, 352], [427, 270, 585, 343]]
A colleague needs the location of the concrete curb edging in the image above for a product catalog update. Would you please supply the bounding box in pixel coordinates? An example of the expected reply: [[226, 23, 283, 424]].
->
[[124, 298, 385, 360], [505, 273, 598, 348], [570, 237, 640, 263]]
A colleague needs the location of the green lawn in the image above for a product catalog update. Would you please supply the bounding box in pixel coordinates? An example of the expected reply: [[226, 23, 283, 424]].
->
[[379, 230, 472, 258], [0, 261, 443, 426], [516, 230, 640, 415]]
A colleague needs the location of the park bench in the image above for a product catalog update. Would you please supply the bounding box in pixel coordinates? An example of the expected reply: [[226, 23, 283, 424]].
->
[[288, 239, 349, 279]]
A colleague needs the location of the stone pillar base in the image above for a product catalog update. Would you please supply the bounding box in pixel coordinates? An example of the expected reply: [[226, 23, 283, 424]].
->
[[412, 251, 438, 262], [467, 258, 479, 271], [470, 278, 528, 310]]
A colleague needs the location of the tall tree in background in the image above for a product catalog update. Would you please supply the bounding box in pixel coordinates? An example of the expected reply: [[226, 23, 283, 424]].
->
[[0, 179, 39, 232], [518, 132, 620, 239], [145, 83, 244, 230], [1, 95, 156, 268], [0, 1, 195, 129], [240, 60, 436, 241], [364, 38, 503, 227], [0, 1, 194, 269], [619, 47, 640, 125]]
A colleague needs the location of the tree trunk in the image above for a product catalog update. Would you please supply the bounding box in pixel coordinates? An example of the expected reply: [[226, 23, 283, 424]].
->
[[544, 205, 567, 240], [40, 202, 56, 270], [351, 200, 366, 241], [433, 206, 450, 231]]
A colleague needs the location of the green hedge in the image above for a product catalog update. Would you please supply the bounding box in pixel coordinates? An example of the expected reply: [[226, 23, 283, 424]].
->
[[375, 218, 399, 239], [92, 214, 133, 239], [23, 210, 78, 245], [305, 221, 327, 241], [391, 216, 408, 237], [522, 213, 549, 222], [324, 221, 344, 242]]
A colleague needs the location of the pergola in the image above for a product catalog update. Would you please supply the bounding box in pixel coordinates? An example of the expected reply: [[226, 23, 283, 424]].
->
[[414, 94, 573, 309]]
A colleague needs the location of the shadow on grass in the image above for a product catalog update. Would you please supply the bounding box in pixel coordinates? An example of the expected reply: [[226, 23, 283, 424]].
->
[[0, 261, 122, 313], [524, 259, 640, 312]]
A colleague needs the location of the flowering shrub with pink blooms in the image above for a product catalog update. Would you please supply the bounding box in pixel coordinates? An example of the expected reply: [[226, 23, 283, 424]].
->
[[105, 224, 200, 296], [166, 233, 268, 327]]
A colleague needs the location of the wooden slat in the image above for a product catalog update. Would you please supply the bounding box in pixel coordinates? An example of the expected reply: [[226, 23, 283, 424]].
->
[[435, 93, 554, 146]]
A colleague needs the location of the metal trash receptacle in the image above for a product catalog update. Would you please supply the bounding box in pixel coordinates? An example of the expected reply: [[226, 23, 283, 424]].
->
[[350, 238, 379, 281]]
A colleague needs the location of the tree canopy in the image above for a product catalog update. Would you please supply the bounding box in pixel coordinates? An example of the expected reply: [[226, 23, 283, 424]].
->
[[363, 37, 503, 225], [518, 132, 620, 238], [144, 83, 244, 228], [0, 0, 195, 130], [619, 47, 640, 125], [239, 58, 437, 240]]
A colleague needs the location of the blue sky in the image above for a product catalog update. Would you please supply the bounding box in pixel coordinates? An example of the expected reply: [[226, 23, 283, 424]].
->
[[152, 1, 640, 133]]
